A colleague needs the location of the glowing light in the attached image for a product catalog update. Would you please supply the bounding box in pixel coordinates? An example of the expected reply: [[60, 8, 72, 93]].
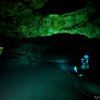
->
[[84, 54, 89, 59], [79, 74, 83, 77], [74, 66, 78, 73]]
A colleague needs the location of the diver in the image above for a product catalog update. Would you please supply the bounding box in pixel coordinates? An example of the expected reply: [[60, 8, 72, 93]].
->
[[74, 54, 89, 77]]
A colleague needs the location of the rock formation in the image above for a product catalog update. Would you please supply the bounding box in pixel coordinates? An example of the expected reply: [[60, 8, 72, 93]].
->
[[0, 0, 100, 38]]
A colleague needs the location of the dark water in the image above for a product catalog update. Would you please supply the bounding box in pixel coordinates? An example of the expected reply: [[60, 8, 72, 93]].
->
[[0, 34, 100, 100], [0, 62, 95, 100]]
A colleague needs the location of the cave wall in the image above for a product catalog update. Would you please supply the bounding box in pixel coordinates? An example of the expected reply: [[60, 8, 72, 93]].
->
[[0, 0, 100, 38]]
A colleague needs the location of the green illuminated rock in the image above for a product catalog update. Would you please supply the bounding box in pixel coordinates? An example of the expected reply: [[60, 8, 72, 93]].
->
[[0, 0, 100, 38]]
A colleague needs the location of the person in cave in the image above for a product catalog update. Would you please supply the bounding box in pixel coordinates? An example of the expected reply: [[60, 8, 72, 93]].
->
[[74, 54, 90, 77], [80, 54, 89, 76]]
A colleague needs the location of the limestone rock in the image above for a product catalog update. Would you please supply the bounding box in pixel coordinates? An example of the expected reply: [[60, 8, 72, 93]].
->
[[0, 0, 100, 38]]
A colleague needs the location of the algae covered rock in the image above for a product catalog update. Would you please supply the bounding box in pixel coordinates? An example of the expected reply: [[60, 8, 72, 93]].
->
[[0, 0, 100, 38]]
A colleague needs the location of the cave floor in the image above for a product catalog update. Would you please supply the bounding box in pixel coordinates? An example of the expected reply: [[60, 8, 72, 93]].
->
[[0, 62, 94, 100]]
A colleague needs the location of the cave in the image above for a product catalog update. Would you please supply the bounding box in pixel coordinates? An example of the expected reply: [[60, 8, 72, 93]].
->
[[0, 0, 100, 100]]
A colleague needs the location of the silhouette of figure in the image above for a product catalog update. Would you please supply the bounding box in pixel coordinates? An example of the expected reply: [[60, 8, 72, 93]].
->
[[74, 54, 89, 77]]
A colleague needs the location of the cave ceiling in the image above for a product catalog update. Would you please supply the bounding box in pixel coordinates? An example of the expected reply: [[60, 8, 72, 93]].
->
[[0, 0, 100, 39]]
